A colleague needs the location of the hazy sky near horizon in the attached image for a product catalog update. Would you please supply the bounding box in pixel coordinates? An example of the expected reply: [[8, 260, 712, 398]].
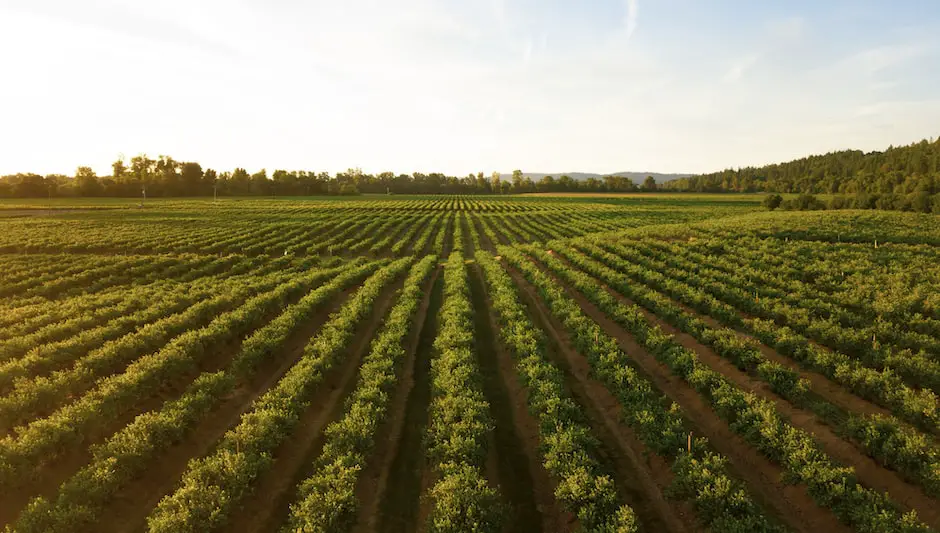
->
[[1, 0, 939, 177]]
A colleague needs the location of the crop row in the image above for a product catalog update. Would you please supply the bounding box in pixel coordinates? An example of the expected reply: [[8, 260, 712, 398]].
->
[[498, 248, 781, 532], [0, 263, 368, 491], [145, 256, 412, 532], [573, 240, 940, 436], [7, 259, 384, 532], [475, 251, 640, 531], [508, 245, 932, 532], [282, 254, 437, 531], [533, 243, 940, 499], [423, 252, 501, 532]]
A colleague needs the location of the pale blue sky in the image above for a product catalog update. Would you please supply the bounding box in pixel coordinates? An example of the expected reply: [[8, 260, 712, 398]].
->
[[1, 0, 938, 176]]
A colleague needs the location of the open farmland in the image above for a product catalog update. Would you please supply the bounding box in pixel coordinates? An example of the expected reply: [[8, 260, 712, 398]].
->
[[0, 195, 938, 533]]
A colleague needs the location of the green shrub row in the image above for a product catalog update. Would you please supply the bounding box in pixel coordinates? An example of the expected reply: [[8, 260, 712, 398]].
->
[[0, 264, 360, 491], [602, 239, 940, 396], [542, 243, 940, 499], [523, 245, 932, 532], [475, 251, 639, 532], [283, 254, 437, 532], [576, 240, 940, 434], [410, 212, 445, 254], [5, 259, 381, 533], [424, 252, 502, 533], [0, 294, 198, 392], [627, 239, 940, 365], [0, 287, 247, 431], [145, 257, 412, 532], [499, 247, 779, 532]]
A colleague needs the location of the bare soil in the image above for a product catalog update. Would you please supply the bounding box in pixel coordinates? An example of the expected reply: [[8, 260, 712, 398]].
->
[[90, 286, 360, 533], [581, 266, 940, 527], [469, 263, 568, 532], [224, 278, 406, 533], [470, 215, 498, 252], [505, 265, 694, 533], [374, 275, 442, 533], [352, 266, 440, 533], [519, 257, 853, 533]]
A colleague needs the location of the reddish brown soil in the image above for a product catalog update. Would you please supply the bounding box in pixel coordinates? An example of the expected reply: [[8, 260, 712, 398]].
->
[[585, 274, 940, 528], [89, 287, 360, 533], [469, 264, 570, 532], [223, 279, 406, 533], [641, 283, 898, 422], [505, 266, 694, 533], [515, 259, 852, 533], [373, 276, 442, 533], [352, 267, 439, 533], [470, 215, 498, 252], [459, 214, 475, 255], [0, 319, 260, 528]]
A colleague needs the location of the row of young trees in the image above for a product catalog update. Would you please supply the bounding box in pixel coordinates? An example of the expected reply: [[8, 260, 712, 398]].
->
[[665, 137, 940, 194], [0, 156, 656, 198], [763, 191, 940, 213]]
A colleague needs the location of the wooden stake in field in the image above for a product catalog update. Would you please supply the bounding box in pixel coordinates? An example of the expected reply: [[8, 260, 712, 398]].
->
[[688, 432, 692, 454]]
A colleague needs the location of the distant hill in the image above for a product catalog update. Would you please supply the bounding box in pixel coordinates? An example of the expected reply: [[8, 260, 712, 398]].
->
[[661, 137, 940, 193], [500, 172, 693, 184]]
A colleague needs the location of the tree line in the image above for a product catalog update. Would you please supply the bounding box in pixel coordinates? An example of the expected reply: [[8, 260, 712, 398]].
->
[[0, 156, 659, 198], [664, 136, 940, 195]]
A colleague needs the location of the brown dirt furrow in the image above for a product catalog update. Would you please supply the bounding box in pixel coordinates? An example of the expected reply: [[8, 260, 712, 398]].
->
[[516, 260, 852, 533], [1, 309, 275, 528], [469, 264, 568, 533], [481, 216, 510, 246], [459, 213, 474, 255], [441, 215, 455, 257], [91, 287, 359, 533], [590, 281, 940, 528], [471, 215, 498, 252], [635, 279, 896, 422], [504, 266, 694, 533], [223, 279, 406, 533], [373, 275, 442, 533], [400, 217, 433, 256], [352, 267, 440, 533], [375, 219, 416, 256]]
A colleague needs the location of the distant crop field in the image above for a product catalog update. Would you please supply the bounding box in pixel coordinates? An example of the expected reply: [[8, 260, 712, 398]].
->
[[1, 195, 938, 533]]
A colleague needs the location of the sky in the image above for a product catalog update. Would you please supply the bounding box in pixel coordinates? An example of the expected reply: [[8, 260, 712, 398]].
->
[[1, 0, 939, 177]]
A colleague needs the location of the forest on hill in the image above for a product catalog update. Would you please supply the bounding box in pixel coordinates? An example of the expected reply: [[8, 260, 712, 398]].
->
[[663, 137, 939, 195]]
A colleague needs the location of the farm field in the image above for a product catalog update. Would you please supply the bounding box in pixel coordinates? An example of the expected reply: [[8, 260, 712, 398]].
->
[[0, 195, 938, 533]]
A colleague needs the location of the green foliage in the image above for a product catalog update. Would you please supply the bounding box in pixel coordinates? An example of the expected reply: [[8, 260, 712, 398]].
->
[[544, 242, 933, 532], [282, 255, 437, 532], [664, 136, 940, 197], [476, 251, 638, 532], [145, 258, 412, 533], [7, 261, 382, 532], [500, 246, 780, 532], [424, 252, 503, 532], [762, 193, 782, 210]]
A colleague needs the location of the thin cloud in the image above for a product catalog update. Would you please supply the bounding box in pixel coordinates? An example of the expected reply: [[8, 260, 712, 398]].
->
[[724, 54, 760, 83], [624, 0, 639, 39]]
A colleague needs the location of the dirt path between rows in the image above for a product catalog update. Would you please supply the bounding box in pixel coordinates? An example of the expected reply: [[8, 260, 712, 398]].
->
[[225, 278, 407, 533], [558, 259, 940, 528], [517, 257, 851, 533], [0, 284, 308, 529], [352, 267, 440, 533], [505, 266, 695, 533], [372, 275, 442, 533], [469, 264, 567, 532], [90, 286, 360, 533], [470, 215, 498, 252], [602, 247, 908, 423]]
